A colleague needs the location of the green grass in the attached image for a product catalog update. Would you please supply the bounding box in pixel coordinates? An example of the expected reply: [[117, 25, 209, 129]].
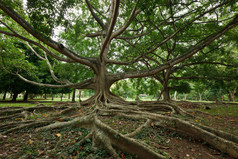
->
[[203, 105, 238, 117], [0, 103, 38, 107], [0, 102, 54, 107]]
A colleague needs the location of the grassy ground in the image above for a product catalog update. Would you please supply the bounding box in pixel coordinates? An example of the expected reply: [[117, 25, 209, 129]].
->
[[0, 101, 237, 159]]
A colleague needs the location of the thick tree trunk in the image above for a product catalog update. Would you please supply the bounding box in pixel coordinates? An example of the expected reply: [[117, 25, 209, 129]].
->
[[162, 88, 170, 102], [72, 89, 76, 102], [23, 90, 28, 101], [11, 92, 18, 102]]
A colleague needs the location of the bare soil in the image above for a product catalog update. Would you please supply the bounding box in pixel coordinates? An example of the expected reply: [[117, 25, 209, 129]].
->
[[0, 101, 237, 159]]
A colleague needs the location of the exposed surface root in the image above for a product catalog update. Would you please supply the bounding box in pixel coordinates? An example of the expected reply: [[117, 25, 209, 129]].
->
[[1, 100, 237, 158], [153, 116, 238, 158]]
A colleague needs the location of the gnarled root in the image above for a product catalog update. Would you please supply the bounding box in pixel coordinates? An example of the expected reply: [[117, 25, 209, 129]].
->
[[1, 100, 237, 158], [36, 113, 168, 159]]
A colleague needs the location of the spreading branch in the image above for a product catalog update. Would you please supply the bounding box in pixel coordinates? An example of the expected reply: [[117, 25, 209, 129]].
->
[[85, 0, 105, 29], [99, 0, 120, 61], [122, 14, 238, 79], [0, 1, 96, 69]]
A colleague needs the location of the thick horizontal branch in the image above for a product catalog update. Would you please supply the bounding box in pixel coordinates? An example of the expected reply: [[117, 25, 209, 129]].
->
[[16, 73, 95, 89], [85, 31, 103, 37], [106, 59, 129, 65]]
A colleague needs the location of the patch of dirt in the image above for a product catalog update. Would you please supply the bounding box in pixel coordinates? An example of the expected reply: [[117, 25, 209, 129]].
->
[[176, 102, 200, 109], [0, 102, 237, 159]]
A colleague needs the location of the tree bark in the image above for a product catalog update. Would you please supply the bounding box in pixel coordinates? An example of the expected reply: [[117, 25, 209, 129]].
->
[[162, 87, 170, 101], [11, 92, 18, 102], [72, 89, 76, 102], [2, 90, 7, 100], [228, 91, 233, 101], [23, 90, 28, 101]]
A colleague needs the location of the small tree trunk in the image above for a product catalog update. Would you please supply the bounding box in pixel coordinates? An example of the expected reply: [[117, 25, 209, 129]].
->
[[60, 93, 63, 101], [199, 93, 202, 101], [68, 92, 71, 99], [72, 89, 76, 102], [44, 93, 47, 99], [221, 95, 224, 101], [184, 94, 187, 101], [78, 90, 81, 100], [2, 90, 7, 100], [157, 90, 163, 101], [23, 90, 28, 101], [11, 92, 18, 102], [174, 91, 177, 101], [51, 94, 54, 101]]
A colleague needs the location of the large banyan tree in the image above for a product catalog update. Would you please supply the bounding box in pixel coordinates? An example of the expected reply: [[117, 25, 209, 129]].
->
[[0, 0, 238, 158]]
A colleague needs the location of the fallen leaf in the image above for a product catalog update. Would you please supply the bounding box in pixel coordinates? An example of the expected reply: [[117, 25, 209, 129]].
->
[[29, 139, 34, 145], [151, 122, 155, 127], [56, 119, 63, 122], [71, 140, 76, 144], [42, 114, 47, 117], [121, 153, 126, 159], [56, 133, 61, 137], [15, 118, 22, 121]]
